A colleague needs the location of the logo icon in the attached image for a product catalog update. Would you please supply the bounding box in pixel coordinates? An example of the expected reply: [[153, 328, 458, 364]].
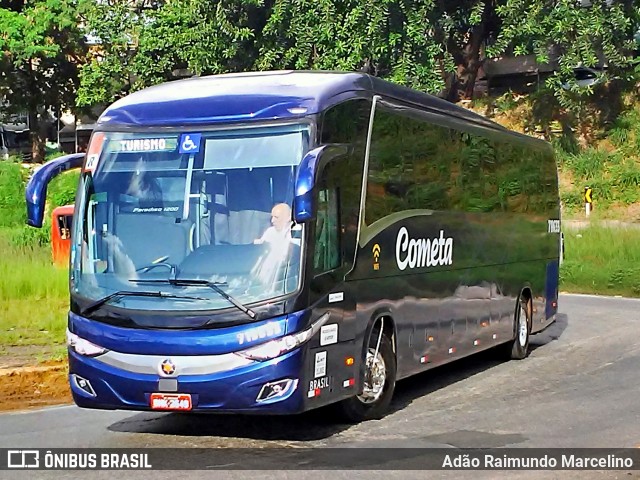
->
[[159, 359, 176, 376], [372, 243, 381, 270], [7, 450, 39, 469], [179, 133, 201, 154]]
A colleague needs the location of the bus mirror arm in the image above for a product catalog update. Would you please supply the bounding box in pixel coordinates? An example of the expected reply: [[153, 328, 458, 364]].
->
[[293, 145, 348, 224], [25, 153, 85, 228]]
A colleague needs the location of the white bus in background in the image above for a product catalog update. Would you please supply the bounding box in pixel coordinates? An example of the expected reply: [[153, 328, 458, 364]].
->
[[0, 123, 30, 162]]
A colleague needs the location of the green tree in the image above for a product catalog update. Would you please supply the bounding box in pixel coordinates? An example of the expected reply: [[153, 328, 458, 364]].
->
[[0, 0, 87, 162], [430, 0, 501, 101], [77, 0, 640, 108], [77, 0, 264, 107], [489, 0, 640, 109], [258, 0, 446, 93]]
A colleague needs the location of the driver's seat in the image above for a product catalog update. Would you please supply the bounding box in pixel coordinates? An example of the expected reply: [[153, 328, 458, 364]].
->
[[116, 213, 190, 270]]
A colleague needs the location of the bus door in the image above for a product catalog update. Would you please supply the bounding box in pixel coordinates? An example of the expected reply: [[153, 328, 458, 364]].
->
[[303, 153, 359, 406]]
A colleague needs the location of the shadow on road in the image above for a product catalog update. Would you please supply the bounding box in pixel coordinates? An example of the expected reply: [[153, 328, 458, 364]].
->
[[389, 349, 504, 415], [530, 313, 568, 354], [390, 313, 567, 415], [107, 316, 566, 442], [107, 406, 351, 442]]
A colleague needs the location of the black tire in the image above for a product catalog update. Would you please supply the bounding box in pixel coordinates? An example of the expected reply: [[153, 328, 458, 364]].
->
[[507, 297, 531, 360], [335, 330, 396, 422]]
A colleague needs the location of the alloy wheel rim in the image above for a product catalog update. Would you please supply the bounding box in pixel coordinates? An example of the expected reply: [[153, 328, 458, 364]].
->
[[357, 347, 387, 404], [518, 305, 528, 346]]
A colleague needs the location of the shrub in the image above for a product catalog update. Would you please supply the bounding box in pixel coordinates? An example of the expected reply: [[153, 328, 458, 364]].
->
[[0, 160, 79, 245], [0, 162, 27, 227]]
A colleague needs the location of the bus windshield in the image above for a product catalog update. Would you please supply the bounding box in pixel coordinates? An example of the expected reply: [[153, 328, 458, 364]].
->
[[72, 124, 309, 316]]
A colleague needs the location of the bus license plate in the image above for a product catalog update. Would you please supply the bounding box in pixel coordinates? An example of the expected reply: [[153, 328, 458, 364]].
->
[[150, 393, 192, 411]]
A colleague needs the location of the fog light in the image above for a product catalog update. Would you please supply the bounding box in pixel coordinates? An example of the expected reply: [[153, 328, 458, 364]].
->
[[256, 379, 298, 403], [72, 374, 96, 397]]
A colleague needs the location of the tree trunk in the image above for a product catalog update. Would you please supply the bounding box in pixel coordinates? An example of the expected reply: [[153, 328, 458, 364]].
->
[[26, 58, 46, 163], [447, 0, 494, 102], [28, 110, 46, 163]]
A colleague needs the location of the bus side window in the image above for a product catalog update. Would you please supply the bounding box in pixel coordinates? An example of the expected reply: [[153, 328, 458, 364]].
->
[[313, 187, 340, 274]]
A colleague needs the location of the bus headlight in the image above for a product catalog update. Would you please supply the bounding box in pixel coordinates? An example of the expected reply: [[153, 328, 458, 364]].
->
[[235, 312, 330, 362], [66, 329, 108, 357]]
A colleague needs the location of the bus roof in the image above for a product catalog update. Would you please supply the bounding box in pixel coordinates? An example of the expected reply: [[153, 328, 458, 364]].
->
[[97, 70, 510, 135]]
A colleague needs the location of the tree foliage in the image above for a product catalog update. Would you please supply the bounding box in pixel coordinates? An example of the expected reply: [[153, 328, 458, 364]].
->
[[77, 0, 264, 106], [0, 0, 87, 162], [79, 0, 640, 108], [491, 0, 640, 110], [79, 0, 639, 110], [257, 0, 446, 92]]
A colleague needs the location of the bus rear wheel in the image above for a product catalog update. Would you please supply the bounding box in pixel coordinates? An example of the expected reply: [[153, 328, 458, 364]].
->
[[335, 330, 396, 422], [507, 297, 531, 360]]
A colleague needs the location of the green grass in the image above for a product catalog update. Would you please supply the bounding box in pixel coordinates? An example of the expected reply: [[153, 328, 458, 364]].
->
[[0, 228, 69, 350], [0, 159, 78, 360], [557, 103, 640, 219], [560, 225, 640, 296], [0, 160, 29, 227]]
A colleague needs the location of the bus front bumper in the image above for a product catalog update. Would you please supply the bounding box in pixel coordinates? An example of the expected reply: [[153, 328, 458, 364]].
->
[[68, 347, 307, 414]]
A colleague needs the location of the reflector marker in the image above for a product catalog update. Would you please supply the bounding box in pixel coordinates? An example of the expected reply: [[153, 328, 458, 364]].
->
[[307, 388, 321, 398], [473, 339, 480, 346], [342, 378, 355, 388], [427, 336, 434, 342], [481, 321, 489, 327], [420, 355, 429, 364], [492, 334, 498, 339], [448, 347, 456, 354]]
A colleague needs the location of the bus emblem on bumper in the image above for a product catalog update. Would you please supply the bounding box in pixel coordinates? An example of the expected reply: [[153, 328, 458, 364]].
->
[[159, 359, 176, 376]]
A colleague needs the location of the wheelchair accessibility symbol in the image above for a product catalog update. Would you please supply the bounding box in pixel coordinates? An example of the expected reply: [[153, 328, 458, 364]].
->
[[179, 133, 201, 154]]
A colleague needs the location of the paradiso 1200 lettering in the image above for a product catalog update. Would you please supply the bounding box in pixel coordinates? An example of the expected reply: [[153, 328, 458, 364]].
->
[[395, 227, 454, 271]]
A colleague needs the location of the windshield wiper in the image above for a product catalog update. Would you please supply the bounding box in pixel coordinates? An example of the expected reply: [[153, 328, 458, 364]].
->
[[130, 278, 257, 320], [80, 290, 208, 316]]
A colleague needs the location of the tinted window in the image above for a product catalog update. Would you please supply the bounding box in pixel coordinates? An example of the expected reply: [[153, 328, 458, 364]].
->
[[313, 187, 340, 273], [321, 99, 371, 145], [365, 106, 459, 225], [365, 104, 558, 223]]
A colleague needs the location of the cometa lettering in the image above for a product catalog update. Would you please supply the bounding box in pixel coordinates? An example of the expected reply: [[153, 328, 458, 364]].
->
[[395, 227, 454, 271]]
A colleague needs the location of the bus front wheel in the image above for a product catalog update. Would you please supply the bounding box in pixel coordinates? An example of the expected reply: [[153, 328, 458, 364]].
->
[[335, 330, 396, 422], [507, 297, 531, 360]]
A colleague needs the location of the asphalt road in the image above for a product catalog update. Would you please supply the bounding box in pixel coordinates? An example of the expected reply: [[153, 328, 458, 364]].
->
[[1, 293, 640, 479]]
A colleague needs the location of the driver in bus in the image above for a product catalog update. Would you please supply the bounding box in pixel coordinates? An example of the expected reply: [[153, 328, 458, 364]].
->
[[254, 203, 293, 246], [253, 203, 299, 286]]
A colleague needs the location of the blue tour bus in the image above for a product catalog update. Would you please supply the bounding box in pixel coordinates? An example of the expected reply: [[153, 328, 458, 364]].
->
[[26, 71, 560, 421]]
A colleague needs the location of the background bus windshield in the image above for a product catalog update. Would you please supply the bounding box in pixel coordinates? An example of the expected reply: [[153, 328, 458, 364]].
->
[[71, 124, 308, 314]]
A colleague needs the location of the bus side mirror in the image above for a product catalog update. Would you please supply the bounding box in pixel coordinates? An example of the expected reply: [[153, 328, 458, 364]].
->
[[293, 145, 348, 224], [25, 153, 85, 228], [293, 146, 326, 223]]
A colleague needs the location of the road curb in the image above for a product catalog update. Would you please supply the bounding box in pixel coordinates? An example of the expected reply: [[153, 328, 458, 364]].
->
[[0, 364, 66, 377], [0, 362, 71, 412]]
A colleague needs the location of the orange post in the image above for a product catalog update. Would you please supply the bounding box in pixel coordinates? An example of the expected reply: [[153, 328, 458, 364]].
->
[[52, 205, 75, 267]]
